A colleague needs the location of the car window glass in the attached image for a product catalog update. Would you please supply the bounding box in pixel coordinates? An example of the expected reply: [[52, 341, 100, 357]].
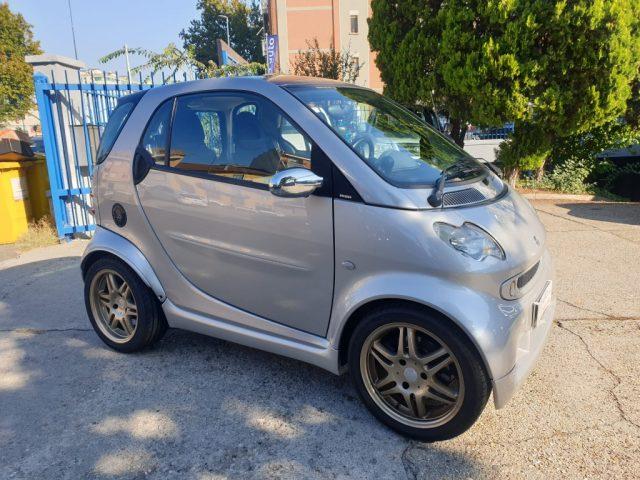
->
[[140, 100, 173, 165], [287, 85, 484, 188], [169, 96, 221, 171], [168, 92, 313, 185], [96, 102, 134, 164], [236, 103, 256, 115], [280, 117, 311, 156]]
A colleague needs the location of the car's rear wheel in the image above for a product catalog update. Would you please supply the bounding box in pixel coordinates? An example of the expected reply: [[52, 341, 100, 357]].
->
[[348, 305, 490, 441], [84, 257, 166, 352]]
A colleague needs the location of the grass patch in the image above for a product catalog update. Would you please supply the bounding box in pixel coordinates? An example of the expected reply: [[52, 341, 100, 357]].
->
[[15, 216, 59, 252], [516, 179, 630, 201], [517, 176, 590, 195]]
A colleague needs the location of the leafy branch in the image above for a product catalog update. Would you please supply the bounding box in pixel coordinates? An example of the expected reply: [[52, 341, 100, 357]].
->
[[99, 43, 205, 79], [199, 61, 266, 78]]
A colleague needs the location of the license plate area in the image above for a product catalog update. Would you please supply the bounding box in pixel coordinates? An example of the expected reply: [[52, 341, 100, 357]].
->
[[532, 280, 552, 328]]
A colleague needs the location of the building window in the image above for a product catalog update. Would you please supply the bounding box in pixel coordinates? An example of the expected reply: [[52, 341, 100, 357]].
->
[[350, 14, 358, 34]]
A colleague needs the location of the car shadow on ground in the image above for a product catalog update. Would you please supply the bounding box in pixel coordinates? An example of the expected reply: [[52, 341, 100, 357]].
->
[[0, 257, 486, 479], [556, 202, 640, 227]]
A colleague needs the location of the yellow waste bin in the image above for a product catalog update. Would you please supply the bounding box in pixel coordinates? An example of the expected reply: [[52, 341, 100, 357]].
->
[[25, 158, 51, 221], [0, 160, 33, 244]]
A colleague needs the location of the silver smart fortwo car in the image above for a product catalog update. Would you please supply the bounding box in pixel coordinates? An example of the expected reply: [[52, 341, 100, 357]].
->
[[82, 75, 555, 441]]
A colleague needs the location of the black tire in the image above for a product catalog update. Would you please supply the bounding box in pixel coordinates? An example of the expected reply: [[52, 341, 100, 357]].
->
[[348, 304, 491, 441], [84, 257, 166, 353]]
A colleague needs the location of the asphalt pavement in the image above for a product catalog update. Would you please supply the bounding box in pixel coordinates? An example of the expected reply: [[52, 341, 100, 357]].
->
[[1, 199, 639, 479]]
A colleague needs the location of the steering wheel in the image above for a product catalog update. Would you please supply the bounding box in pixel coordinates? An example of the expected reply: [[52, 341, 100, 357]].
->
[[376, 151, 398, 177], [351, 134, 376, 162]]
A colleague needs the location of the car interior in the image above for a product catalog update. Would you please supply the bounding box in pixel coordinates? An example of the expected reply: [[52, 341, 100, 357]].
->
[[164, 94, 312, 184]]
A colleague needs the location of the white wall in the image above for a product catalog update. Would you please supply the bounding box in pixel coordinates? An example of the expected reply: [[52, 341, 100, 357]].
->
[[339, 0, 371, 87], [463, 139, 504, 162]]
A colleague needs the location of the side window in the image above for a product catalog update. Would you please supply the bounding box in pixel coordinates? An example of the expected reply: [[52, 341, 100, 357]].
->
[[236, 103, 257, 115], [168, 92, 315, 186], [228, 94, 312, 184], [140, 100, 173, 165], [96, 101, 134, 164], [169, 96, 223, 171], [280, 117, 311, 155]]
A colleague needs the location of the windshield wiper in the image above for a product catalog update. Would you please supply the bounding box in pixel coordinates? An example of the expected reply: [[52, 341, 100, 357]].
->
[[428, 164, 457, 207], [428, 162, 479, 207]]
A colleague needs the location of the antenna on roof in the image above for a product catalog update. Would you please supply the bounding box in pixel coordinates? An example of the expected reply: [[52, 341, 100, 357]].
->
[[67, 0, 79, 60]]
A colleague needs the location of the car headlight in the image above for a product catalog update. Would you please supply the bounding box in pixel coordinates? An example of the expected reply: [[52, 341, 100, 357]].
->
[[433, 222, 505, 261]]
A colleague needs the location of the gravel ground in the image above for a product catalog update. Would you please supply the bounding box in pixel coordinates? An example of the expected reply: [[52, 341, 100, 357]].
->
[[0, 244, 18, 263], [0, 199, 639, 479]]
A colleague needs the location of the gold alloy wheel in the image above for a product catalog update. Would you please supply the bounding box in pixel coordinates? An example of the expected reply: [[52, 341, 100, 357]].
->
[[360, 323, 465, 428], [89, 269, 138, 343]]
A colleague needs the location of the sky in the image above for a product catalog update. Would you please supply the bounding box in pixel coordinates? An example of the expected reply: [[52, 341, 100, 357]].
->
[[6, 0, 201, 73]]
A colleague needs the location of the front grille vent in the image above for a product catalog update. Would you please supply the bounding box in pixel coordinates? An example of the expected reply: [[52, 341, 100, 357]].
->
[[517, 261, 539, 289], [500, 260, 541, 299], [442, 188, 487, 207]]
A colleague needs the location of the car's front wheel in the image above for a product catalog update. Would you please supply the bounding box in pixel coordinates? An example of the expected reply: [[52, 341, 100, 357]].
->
[[348, 305, 491, 441], [84, 257, 166, 352]]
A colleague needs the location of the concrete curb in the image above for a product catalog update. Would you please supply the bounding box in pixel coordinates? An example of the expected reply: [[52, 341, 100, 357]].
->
[[520, 191, 599, 201], [520, 191, 640, 204]]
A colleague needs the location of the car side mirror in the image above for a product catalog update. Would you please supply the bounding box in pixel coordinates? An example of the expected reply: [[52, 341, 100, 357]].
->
[[269, 167, 323, 198]]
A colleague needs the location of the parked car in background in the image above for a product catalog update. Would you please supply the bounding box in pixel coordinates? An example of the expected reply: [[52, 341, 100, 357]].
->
[[82, 76, 555, 441]]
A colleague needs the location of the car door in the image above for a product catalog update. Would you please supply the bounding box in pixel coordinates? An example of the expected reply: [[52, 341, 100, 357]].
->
[[135, 91, 334, 336]]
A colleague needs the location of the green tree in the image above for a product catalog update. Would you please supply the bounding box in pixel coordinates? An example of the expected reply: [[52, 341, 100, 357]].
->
[[0, 4, 41, 124], [369, 0, 523, 147], [292, 38, 362, 83], [497, 0, 640, 183], [181, 0, 264, 65], [369, 0, 640, 184], [625, 69, 640, 128], [100, 43, 205, 79]]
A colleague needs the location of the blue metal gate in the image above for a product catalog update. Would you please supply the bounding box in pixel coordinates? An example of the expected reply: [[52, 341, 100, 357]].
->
[[33, 70, 187, 238]]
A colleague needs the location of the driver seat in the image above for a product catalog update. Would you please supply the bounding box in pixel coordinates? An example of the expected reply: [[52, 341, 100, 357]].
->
[[232, 112, 281, 172]]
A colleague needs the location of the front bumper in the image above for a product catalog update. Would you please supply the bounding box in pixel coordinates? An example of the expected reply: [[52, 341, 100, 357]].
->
[[490, 251, 556, 408], [492, 295, 555, 408]]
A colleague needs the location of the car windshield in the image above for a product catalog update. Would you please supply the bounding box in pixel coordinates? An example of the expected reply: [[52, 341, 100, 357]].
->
[[285, 85, 485, 188]]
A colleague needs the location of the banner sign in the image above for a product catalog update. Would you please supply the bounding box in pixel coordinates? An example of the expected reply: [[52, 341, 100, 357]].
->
[[266, 35, 279, 74]]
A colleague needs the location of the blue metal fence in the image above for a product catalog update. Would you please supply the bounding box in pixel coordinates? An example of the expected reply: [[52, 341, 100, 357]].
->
[[33, 70, 190, 238]]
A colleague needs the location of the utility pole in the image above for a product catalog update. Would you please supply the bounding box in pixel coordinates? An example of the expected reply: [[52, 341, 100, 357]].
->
[[124, 44, 132, 82], [218, 15, 230, 46], [67, 0, 79, 60]]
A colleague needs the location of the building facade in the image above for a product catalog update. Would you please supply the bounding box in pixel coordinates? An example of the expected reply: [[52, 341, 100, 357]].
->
[[265, 0, 383, 90]]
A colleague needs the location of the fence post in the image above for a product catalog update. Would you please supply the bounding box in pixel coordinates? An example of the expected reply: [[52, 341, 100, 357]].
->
[[33, 72, 67, 238]]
